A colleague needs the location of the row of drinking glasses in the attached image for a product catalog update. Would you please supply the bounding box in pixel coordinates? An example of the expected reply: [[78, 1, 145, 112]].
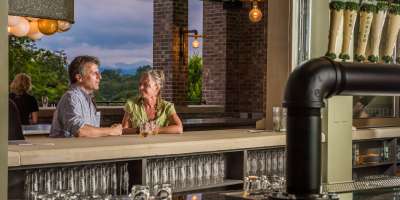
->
[[246, 149, 286, 177], [24, 163, 130, 200], [243, 175, 286, 196], [146, 154, 226, 192]]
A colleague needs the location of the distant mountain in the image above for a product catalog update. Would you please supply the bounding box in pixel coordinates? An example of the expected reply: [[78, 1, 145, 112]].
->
[[100, 60, 152, 75]]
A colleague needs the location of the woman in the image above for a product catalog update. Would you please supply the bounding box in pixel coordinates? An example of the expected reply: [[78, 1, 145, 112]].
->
[[122, 69, 183, 134], [9, 73, 39, 125]]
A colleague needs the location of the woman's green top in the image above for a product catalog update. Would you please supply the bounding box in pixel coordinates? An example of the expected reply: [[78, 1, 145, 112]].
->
[[124, 96, 176, 128]]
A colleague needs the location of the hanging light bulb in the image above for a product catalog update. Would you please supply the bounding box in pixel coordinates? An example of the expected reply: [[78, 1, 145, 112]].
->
[[28, 21, 44, 40], [10, 17, 30, 37], [192, 37, 200, 48], [249, 1, 263, 23], [38, 19, 58, 35], [57, 20, 72, 32], [8, 15, 21, 27]]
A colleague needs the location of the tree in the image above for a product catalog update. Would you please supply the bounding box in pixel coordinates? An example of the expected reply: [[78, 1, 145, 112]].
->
[[9, 36, 69, 103], [96, 65, 152, 103], [187, 55, 202, 103]]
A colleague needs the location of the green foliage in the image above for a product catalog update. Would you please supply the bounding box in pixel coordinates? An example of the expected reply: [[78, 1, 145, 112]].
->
[[389, 3, 400, 15], [96, 65, 151, 103], [8, 36, 69, 103], [186, 55, 202, 103], [329, 1, 346, 10], [345, 2, 359, 11], [325, 52, 337, 60], [9, 36, 151, 104], [360, 3, 376, 13], [376, 1, 389, 12]]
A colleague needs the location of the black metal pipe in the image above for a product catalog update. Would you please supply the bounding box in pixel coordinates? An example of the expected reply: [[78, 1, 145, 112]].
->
[[283, 57, 400, 198]]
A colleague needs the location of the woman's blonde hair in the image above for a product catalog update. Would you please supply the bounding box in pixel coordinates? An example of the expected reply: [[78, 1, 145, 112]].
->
[[140, 69, 165, 94], [10, 73, 32, 95]]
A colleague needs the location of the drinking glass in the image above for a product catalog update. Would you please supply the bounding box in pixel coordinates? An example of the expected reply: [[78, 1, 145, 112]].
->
[[120, 163, 130, 195], [187, 156, 196, 187], [211, 154, 219, 183], [278, 150, 285, 177], [218, 154, 225, 182], [280, 108, 287, 132], [111, 164, 118, 196], [25, 170, 32, 199], [244, 176, 261, 195], [42, 96, 49, 108], [203, 155, 212, 185], [161, 159, 169, 184], [179, 158, 187, 188], [264, 151, 270, 176], [196, 156, 203, 186], [246, 153, 251, 176], [139, 123, 152, 137], [271, 150, 278, 175], [257, 151, 266, 176], [152, 159, 160, 188], [272, 107, 281, 132], [260, 175, 270, 191], [130, 185, 150, 200], [153, 183, 172, 200], [250, 152, 258, 176], [168, 159, 176, 188]]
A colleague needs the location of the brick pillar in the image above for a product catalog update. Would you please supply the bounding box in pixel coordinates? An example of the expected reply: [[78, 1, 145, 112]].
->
[[203, 1, 266, 114], [153, 0, 188, 104], [235, 2, 266, 113], [203, 1, 227, 106]]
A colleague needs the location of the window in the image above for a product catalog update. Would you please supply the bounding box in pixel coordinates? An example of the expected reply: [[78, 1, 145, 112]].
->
[[10, 0, 154, 106]]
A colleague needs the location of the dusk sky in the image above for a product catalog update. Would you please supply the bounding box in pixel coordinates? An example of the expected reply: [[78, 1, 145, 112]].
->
[[36, 0, 203, 74]]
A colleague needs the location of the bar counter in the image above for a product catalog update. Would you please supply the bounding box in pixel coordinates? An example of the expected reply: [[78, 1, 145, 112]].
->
[[9, 127, 400, 168], [8, 129, 286, 168]]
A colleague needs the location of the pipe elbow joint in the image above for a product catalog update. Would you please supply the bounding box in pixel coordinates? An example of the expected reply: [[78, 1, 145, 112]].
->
[[283, 57, 341, 109]]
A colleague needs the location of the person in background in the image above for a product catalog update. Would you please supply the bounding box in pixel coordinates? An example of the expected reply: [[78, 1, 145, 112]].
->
[[50, 55, 122, 137], [8, 99, 24, 140], [9, 73, 39, 125], [122, 69, 183, 135]]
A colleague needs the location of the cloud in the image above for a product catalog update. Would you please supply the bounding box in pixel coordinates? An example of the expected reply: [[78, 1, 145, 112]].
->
[[64, 43, 153, 67], [35, 0, 204, 68]]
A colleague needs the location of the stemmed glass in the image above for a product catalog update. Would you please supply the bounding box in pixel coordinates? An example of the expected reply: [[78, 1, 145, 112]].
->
[[250, 152, 258, 176], [41, 96, 49, 108], [196, 156, 203, 186], [257, 151, 266, 176], [211, 154, 219, 184], [168, 159, 176, 189], [161, 159, 169, 184], [203, 155, 212, 185], [265, 151, 271, 176], [187, 156, 196, 187], [246, 153, 252, 176], [218, 154, 225, 182]]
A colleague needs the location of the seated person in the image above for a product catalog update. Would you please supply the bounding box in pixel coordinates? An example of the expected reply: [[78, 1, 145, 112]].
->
[[9, 99, 24, 140], [9, 73, 39, 125], [50, 55, 122, 137], [122, 69, 183, 134]]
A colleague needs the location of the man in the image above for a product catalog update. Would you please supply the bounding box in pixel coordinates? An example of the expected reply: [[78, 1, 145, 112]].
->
[[50, 55, 122, 137]]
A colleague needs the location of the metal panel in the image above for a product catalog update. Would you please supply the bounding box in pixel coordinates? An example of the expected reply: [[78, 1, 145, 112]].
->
[[8, 0, 74, 23]]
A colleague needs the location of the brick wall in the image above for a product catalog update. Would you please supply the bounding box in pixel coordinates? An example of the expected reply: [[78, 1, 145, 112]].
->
[[203, 1, 267, 114], [154, 0, 266, 115], [153, 0, 188, 104], [202, 1, 227, 106]]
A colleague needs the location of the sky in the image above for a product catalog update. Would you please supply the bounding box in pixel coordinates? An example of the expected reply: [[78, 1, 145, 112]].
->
[[36, 0, 203, 74]]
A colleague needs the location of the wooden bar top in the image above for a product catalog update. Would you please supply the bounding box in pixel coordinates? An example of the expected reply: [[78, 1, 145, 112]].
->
[[8, 129, 287, 167], [8, 127, 400, 167]]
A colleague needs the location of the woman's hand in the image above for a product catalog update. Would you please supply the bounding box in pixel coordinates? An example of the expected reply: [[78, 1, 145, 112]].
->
[[111, 123, 121, 128]]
